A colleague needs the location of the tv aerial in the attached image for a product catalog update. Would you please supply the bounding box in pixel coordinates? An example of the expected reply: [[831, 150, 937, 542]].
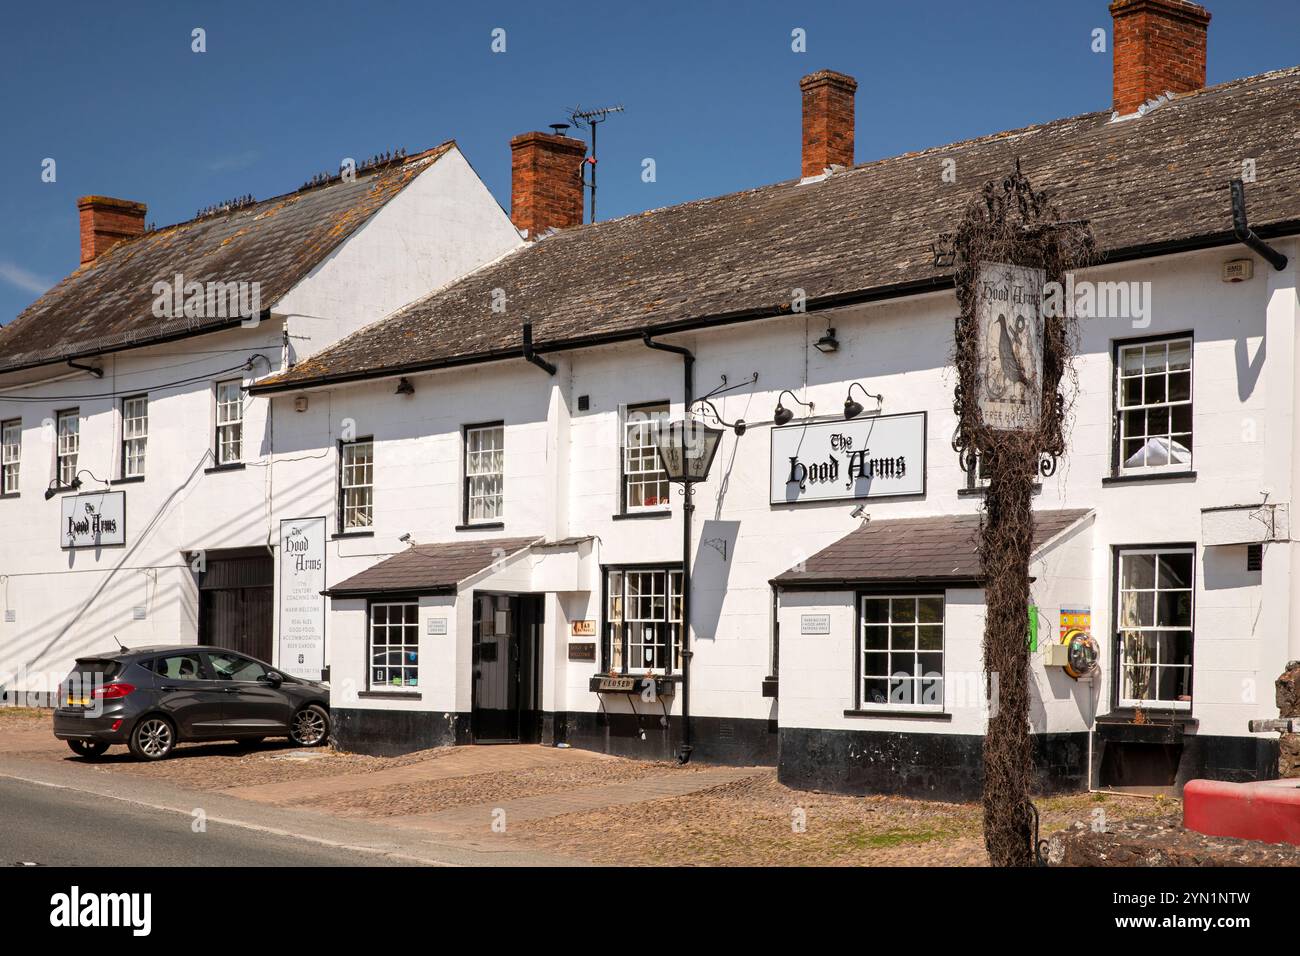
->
[[567, 104, 624, 223]]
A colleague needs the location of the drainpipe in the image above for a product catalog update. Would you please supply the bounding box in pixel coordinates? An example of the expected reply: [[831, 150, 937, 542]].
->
[[522, 321, 557, 376], [642, 332, 695, 764], [1230, 179, 1288, 272]]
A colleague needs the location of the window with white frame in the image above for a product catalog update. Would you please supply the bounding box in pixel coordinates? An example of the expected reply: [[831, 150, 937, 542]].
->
[[1116, 548, 1194, 709], [1116, 337, 1192, 472], [623, 403, 670, 511], [605, 567, 682, 673], [56, 410, 79, 487], [1, 420, 20, 495], [464, 423, 503, 523], [339, 439, 374, 531], [121, 396, 148, 479], [215, 380, 243, 465], [370, 602, 419, 689], [860, 595, 945, 709]]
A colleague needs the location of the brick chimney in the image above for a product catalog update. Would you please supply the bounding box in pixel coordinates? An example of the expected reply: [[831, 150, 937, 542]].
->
[[800, 70, 857, 178], [510, 132, 586, 238], [1110, 0, 1211, 115], [77, 195, 147, 264]]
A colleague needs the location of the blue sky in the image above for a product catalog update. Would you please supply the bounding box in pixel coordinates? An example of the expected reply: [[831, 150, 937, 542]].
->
[[2, 0, 1296, 324]]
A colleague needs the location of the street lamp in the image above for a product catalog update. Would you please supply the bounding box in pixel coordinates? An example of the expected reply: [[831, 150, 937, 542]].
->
[[651, 416, 728, 766], [653, 418, 723, 484]]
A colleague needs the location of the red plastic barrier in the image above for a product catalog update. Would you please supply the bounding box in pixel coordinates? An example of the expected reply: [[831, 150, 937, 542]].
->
[[1183, 778, 1300, 846]]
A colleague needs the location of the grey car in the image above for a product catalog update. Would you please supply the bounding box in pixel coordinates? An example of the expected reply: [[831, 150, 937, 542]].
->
[[52, 645, 331, 760]]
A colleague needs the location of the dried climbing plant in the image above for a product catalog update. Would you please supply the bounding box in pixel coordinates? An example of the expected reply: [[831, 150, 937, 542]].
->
[[947, 162, 1094, 866]]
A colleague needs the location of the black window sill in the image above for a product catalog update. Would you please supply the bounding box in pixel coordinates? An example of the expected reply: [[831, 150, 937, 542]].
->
[[204, 463, 246, 474], [115, 475, 145, 485], [1102, 470, 1196, 487], [358, 690, 422, 701], [455, 522, 504, 532], [761, 677, 779, 698], [0, 493, 18, 500], [589, 674, 679, 695], [1095, 709, 1196, 742], [958, 483, 1041, 498], [612, 510, 671, 520], [331, 530, 375, 540], [844, 709, 952, 721]]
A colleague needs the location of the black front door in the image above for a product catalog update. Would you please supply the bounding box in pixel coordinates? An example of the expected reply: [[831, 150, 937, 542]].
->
[[471, 593, 542, 743], [196, 550, 274, 661]]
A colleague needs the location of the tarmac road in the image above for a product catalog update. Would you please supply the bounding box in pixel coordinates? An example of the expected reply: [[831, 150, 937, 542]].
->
[[0, 775, 410, 867]]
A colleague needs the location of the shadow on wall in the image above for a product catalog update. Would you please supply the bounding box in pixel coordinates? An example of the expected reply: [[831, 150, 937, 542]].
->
[[692, 520, 741, 642]]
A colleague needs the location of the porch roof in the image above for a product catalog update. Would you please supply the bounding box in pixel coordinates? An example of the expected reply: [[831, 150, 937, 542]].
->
[[771, 509, 1091, 589], [323, 537, 539, 598]]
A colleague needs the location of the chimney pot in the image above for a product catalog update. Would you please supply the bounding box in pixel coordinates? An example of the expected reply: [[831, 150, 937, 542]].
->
[[800, 70, 857, 178], [510, 132, 587, 238], [1110, 0, 1211, 116], [77, 195, 147, 265]]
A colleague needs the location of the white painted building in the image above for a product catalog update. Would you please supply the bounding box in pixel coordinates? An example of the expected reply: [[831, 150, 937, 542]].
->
[[0, 144, 521, 704], [4, 0, 1298, 799]]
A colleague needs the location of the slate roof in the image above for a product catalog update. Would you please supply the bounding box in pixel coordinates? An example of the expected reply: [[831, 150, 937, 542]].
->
[[323, 537, 538, 597], [255, 66, 1300, 393], [0, 144, 455, 374], [771, 509, 1092, 588]]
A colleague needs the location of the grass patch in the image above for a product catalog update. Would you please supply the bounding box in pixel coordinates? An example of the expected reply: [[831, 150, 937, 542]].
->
[[846, 827, 950, 849], [0, 707, 47, 719]]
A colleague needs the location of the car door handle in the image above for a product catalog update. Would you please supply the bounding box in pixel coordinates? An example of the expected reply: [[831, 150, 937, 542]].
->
[[222, 687, 238, 694], [160, 685, 177, 692]]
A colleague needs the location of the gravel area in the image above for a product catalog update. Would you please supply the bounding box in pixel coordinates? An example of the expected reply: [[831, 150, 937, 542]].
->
[[512, 771, 1180, 866], [1, 712, 454, 791], [299, 758, 710, 818]]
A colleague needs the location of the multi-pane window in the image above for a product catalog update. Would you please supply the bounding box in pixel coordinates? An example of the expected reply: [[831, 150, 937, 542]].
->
[[122, 396, 148, 479], [1116, 337, 1192, 472], [465, 424, 504, 523], [860, 595, 945, 709], [370, 602, 419, 689], [1117, 548, 1194, 709], [623, 403, 670, 511], [339, 439, 374, 530], [56, 409, 79, 487], [215, 380, 243, 465], [1, 419, 19, 495], [605, 568, 682, 673]]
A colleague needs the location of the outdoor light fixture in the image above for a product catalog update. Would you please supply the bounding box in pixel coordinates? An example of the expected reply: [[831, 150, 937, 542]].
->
[[772, 389, 814, 427], [843, 382, 884, 420], [395, 377, 415, 396], [44, 474, 86, 500], [654, 419, 724, 484], [814, 327, 839, 353]]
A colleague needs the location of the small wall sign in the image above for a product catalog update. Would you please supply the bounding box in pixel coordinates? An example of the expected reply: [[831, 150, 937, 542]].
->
[[61, 491, 126, 549], [568, 642, 597, 662], [571, 619, 596, 637], [427, 617, 448, 636], [595, 675, 636, 691], [800, 614, 832, 635]]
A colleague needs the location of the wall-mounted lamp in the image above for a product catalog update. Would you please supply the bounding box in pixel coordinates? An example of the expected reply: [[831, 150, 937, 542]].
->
[[843, 382, 884, 420], [44, 477, 80, 500], [814, 327, 839, 354], [395, 377, 415, 396], [773, 389, 814, 427]]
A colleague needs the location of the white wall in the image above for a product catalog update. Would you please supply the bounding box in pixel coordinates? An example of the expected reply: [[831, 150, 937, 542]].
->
[[261, 241, 1298, 743]]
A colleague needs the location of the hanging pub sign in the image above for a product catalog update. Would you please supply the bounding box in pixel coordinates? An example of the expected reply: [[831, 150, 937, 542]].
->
[[976, 261, 1045, 431], [278, 517, 327, 681], [770, 411, 926, 504], [61, 491, 126, 549]]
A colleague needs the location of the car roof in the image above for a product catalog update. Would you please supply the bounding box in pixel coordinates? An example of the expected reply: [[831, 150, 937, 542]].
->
[[78, 644, 243, 661]]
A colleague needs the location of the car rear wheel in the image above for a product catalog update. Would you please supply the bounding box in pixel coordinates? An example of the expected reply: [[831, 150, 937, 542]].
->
[[67, 739, 109, 759], [290, 705, 329, 747], [129, 717, 175, 760]]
